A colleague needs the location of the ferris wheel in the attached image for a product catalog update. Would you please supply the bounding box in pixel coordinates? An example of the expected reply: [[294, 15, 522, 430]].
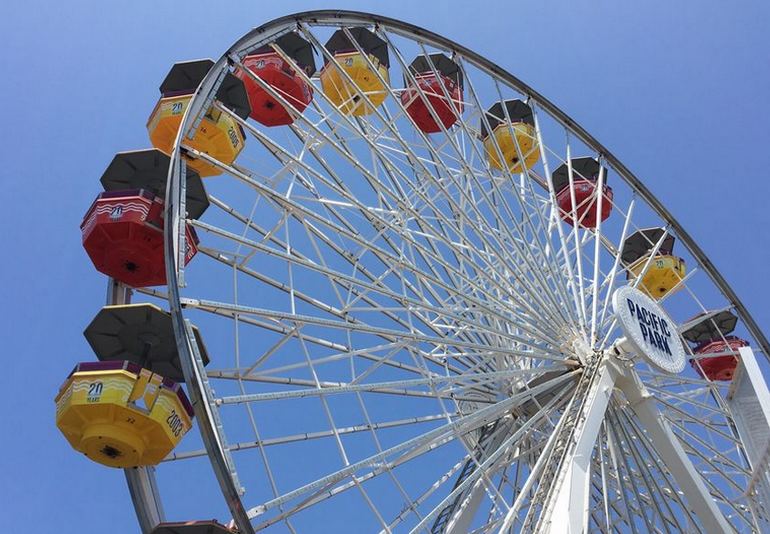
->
[[56, 10, 770, 534]]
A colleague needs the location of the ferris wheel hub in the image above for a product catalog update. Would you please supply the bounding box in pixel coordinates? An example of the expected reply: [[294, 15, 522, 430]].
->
[[558, 334, 592, 365]]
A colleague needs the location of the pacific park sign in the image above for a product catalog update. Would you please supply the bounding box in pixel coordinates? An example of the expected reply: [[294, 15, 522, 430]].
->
[[612, 286, 686, 374]]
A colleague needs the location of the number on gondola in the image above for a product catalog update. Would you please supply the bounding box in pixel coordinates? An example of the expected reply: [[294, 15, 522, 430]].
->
[[166, 410, 183, 437], [87, 382, 103, 402]]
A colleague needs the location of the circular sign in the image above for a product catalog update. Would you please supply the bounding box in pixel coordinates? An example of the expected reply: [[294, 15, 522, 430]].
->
[[612, 286, 686, 374]]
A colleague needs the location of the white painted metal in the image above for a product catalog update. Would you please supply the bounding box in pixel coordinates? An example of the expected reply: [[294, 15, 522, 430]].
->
[[728, 347, 770, 525], [614, 366, 733, 533], [544, 361, 617, 534]]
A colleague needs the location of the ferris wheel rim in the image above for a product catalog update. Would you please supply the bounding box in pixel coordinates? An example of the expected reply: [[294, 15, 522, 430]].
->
[[153, 10, 769, 533]]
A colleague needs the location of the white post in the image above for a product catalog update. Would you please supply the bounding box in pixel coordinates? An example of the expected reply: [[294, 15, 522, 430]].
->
[[545, 362, 617, 534], [109, 278, 165, 532], [614, 367, 732, 533], [728, 346, 770, 526], [446, 479, 488, 534]]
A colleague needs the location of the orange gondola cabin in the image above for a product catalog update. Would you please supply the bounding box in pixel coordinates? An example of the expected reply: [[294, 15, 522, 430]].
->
[[402, 53, 463, 133], [236, 33, 316, 126], [551, 157, 613, 229], [147, 59, 251, 177]]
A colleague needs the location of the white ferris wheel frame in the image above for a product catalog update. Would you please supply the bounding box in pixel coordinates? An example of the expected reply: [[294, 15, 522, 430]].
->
[[103, 10, 770, 534]]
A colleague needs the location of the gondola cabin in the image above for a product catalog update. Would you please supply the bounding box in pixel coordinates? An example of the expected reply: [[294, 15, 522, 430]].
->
[[236, 33, 316, 126], [682, 310, 747, 381], [55, 361, 193, 468], [551, 157, 613, 229], [151, 521, 234, 534], [691, 336, 748, 381], [147, 59, 251, 177], [622, 228, 686, 299], [481, 100, 540, 173], [99, 149, 210, 221], [320, 27, 390, 116], [81, 189, 198, 288], [401, 53, 463, 133], [84, 303, 210, 383]]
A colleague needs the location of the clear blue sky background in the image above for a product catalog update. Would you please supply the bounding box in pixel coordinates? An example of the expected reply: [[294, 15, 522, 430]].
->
[[1, 1, 768, 532]]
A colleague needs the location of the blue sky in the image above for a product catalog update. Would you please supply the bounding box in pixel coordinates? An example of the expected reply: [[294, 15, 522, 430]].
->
[[1, 1, 769, 532]]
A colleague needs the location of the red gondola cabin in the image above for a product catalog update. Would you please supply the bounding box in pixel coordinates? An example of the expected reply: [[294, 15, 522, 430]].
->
[[81, 189, 198, 288], [551, 157, 613, 229], [682, 310, 747, 381], [691, 336, 748, 381], [236, 33, 316, 127], [401, 53, 463, 133]]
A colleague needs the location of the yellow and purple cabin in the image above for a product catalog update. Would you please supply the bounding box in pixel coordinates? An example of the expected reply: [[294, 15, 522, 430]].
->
[[622, 228, 686, 299], [83, 303, 210, 384], [55, 361, 194, 468], [481, 99, 540, 174], [320, 27, 390, 116], [147, 59, 251, 177]]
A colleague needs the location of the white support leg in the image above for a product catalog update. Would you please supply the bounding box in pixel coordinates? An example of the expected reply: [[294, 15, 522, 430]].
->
[[446, 479, 487, 534], [614, 367, 732, 534], [728, 346, 770, 527], [546, 362, 617, 534], [109, 279, 165, 532]]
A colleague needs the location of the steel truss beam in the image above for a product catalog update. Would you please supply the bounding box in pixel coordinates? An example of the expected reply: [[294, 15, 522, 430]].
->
[[614, 365, 733, 534], [543, 361, 616, 533], [502, 356, 732, 534]]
